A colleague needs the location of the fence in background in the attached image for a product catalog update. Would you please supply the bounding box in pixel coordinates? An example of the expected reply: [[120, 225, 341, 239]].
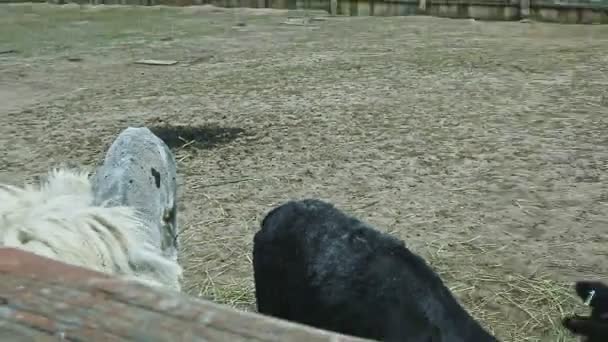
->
[[2, 0, 607, 23], [39, 0, 608, 24]]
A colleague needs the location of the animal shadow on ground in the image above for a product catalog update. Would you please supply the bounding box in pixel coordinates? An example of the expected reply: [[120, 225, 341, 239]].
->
[[149, 124, 247, 150]]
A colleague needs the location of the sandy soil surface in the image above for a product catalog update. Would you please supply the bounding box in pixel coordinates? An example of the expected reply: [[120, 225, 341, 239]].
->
[[1, 3, 608, 340]]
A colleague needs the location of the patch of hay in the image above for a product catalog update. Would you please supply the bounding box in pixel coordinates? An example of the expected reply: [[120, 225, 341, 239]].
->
[[423, 239, 585, 341]]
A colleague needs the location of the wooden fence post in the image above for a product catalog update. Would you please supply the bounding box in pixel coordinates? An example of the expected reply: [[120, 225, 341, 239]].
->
[[419, 0, 427, 12], [520, 0, 530, 18]]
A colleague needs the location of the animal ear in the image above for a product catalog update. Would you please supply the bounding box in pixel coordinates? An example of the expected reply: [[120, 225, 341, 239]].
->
[[563, 315, 608, 337], [575, 281, 608, 307]]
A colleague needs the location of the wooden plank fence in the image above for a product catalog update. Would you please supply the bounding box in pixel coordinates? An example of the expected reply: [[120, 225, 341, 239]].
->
[[37, 0, 608, 24]]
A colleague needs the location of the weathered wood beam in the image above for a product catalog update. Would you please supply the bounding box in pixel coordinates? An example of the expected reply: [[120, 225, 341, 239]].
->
[[0, 247, 372, 342]]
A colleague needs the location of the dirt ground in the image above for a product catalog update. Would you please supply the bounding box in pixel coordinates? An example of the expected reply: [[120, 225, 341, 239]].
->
[[1, 3, 608, 340]]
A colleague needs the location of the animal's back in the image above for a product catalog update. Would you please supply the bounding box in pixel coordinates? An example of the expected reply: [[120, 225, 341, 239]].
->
[[0, 169, 139, 275], [254, 199, 496, 342], [92, 127, 178, 260]]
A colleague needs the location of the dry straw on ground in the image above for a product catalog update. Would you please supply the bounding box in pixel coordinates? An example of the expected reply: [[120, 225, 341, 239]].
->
[[2, 4, 607, 341]]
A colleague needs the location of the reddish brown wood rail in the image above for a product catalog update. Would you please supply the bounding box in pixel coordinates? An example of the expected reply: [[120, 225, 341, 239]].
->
[[0, 247, 372, 342]]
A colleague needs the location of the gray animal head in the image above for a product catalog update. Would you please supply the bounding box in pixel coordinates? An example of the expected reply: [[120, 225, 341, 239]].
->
[[91, 127, 179, 261]]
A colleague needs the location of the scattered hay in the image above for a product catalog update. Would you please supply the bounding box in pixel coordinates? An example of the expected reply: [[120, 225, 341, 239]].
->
[[424, 239, 584, 341], [180, 231, 256, 311], [198, 278, 256, 311]]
